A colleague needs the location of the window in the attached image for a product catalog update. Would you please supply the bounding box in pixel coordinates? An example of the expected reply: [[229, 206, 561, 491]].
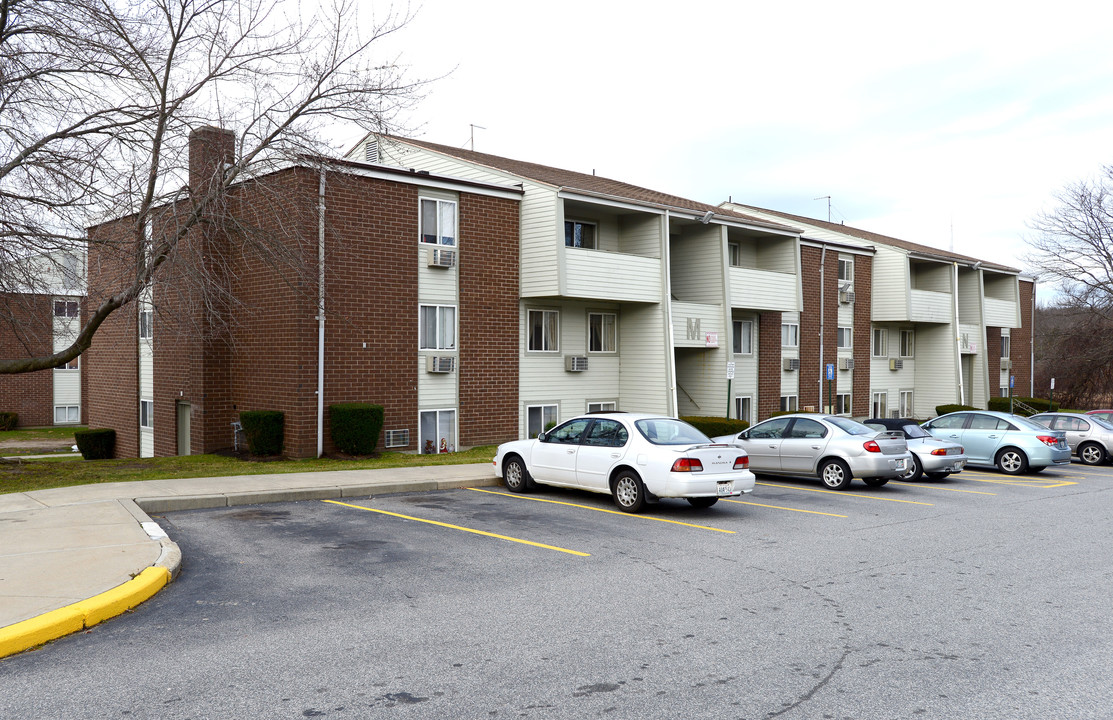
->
[[1001, 335, 1011, 358], [139, 309, 153, 340], [140, 400, 153, 428], [588, 312, 616, 352], [564, 220, 596, 249], [527, 404, 558, 438], [528, 309, 559, 352], [54, 405, 79, 423], [735, 396, 752, 423], [588, 401, 616, 413], [546, 418, 590, 444], [420, 198, 457, 246], [1000, 386, 1010, 398], [728, 243, 741, 267], [751, 417, 792, 439], [900, 390, 914, 417], [419, 409, 456, 453], [900, 329, 914, 358], [60, 356, 78, 370], [837, 326, 853, 349], [929, 413, 967, 430], [871, 392, 887, 418], [54, 300, 79, 318], [419, 305, 456, 350], [780, 395, 798, 412], [789, 418, 828, 439], [584, 419, 628, 447], [781, 323, 799, 348], [733, 320, 753, 354], [872, 328, 888, 357], [838, 258, 853, 282], [834, 393, 851, 415]]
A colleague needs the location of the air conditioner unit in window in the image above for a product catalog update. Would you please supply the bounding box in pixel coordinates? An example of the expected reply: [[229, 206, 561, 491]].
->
[[889, 410, 901, 419], [384, 429, 409, 448], [839, 290, 853, 304], [889, 358, 903, 371], [803, 405, 816, 413], [425, 355, 455, 373], [782, 357, 800, 371], [565, 355, 589, 372], [1001, 358, 1011, 370], [839, 357, 855, 370], [427, 248, 456, 268]]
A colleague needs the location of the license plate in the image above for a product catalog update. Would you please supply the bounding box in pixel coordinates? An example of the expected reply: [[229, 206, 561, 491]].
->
[[716, 481, 734, 496], [950, 461, 965, 472], [895, 458, 907, 471]]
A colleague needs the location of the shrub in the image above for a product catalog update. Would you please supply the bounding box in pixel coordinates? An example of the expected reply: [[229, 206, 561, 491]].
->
[[329, 403, 384, 455], [935, 404, 977, 416], [0, 412, 16, 431], [682, 416, 749, 438], [240, 410, 284, 456], [987, 397, 1060, 415], [74, 428, 115, 460]]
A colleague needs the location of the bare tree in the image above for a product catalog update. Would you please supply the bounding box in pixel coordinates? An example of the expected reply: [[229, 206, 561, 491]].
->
[[0, 0, 424, 373]]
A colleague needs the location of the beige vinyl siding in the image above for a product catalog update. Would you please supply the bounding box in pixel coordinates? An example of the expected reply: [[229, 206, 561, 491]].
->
[[957, 270, 984, 326], [729, 267, 798, 312], [911, 324, 958, 417], [671, 225, 724, 304], [620, 213, 664, 257], [675, 347, 728, 416], [618, 304, 671, 415], [417, 254, 458, 305], [563, 249, 662, 302], [871, 250, 910, 321], [984, 297, 1019, 327], [418, 358, 458, 409], [52, 311, 80, 412], [671, 302, 724, 349], [909, 289, 952, 323]]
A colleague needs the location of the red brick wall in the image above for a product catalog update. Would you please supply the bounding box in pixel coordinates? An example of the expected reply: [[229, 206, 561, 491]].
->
[[799, 247, 839, 412], [1015, 280, 1034, 396], [758, 311, 782, 421], [0, 293, 54, 427], [852, 254, 872, 416], [985, 326, 1002, 398]]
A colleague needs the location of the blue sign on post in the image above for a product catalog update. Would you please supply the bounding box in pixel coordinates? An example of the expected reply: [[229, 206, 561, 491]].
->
[[826, 363, 834, 380], [1010, 375, 1015, 389]]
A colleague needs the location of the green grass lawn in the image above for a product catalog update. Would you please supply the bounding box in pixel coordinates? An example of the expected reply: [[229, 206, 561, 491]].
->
[[0, 428, 496, 495]]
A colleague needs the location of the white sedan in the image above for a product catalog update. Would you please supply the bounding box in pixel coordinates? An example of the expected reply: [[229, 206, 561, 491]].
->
[[492, 413, 755, 513]]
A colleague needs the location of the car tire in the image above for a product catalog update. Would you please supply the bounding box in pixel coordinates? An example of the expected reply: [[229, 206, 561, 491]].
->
[[612, 470, 647, 513], [503, 455, 530, 493], [818, 459, 852, 490], [995, 447, 1029, 475], [862, 476, 890, 487], [1079, 442, 1106, 466], [924, 471, 949, 481], [901, 454, 923, 482], [687, 497, 718, 508]]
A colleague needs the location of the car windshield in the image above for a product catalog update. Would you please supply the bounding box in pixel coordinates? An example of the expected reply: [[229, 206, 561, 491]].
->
[[634, 418, 710, 445], [825, 416, 876, 436], [901, 423, 932, 438]]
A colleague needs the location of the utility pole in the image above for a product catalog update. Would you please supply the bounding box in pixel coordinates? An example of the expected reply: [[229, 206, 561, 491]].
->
[[814, 196, 831, 222]]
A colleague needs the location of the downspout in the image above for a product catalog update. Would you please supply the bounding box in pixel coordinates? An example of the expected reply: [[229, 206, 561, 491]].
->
[[818, 244, 826, 411], [663, 210, 678, 416], [316, 168, 326, 457], [1030, 277, 1036, 397], [953, 262, 964, 405]]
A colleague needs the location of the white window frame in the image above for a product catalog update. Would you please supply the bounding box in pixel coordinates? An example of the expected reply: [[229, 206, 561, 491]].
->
[[837, 326, 853, 349], [139, 309, 153, 340], [527, 404, 558, 439], [735, 396, 752, 423], [419, 408, 457, 454], [419, 197, 457, 246], [781, 323, 799, 348], [728, 242, 741, 267], [733, 320, 753, 355], [54, 405, 79, 423], [587, 401, 617, 413], [528, 309, 560, 353], [1001, 334, 1011, 359], [838, 258, 853, 283], [60, 356, 79, 370], [780, 395, 798, 413], [54, 300, 79, 318], [900, 390, 914, 417], [834, 393, 851, 416], [872, 328, 888, 358], [419, 304, 457, 351], [140, 400, 154, 429], [1000, 385, 1010, 397], [900, 329, 914, 358], [588, 312, 617, 353], [872, 392, 887, 419], [564, 219, 597, 249]]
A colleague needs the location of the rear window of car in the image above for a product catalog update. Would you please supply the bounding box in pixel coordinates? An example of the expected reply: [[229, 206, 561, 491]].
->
[[634, 418, 710, 445], [826, 417, 875, 436]]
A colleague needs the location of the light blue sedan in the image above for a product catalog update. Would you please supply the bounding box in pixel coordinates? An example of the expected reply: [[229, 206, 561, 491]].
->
[[921, 410, 1070, 475]]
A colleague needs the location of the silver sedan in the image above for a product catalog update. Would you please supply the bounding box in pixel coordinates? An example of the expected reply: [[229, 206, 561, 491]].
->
[[864, 418, 967, 481], [1029, 412, 1113, 465], [714, 414, 911, 490]]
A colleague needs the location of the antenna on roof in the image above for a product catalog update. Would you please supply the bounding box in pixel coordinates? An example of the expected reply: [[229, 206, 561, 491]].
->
[[814, 196, 831, 222], [469, 124, 486, 151]]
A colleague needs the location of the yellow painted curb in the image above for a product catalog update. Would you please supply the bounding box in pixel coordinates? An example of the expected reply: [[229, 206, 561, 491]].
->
[[0, 566, 171, 659]]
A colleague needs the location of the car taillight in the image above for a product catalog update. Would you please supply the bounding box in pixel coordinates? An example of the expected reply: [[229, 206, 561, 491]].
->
[[733, 455, 749, 470], [671, 457, 704, 472], [931, 448, 947, 456], [1036, 435, 1060, 447], [863, 440, 881, 453]]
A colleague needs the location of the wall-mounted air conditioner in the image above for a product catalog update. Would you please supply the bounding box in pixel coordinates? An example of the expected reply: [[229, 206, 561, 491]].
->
[[384, 429, 409, 448], [565, 355, 589, 372], [425, 355, 456, 373], [427, 248, 456, 268], [889, 358, 903, 371], [782, 357, 800, 371], [1001, 358, 1011, 370], [839, 357, 855, 370], [839, 290, 855, 304]]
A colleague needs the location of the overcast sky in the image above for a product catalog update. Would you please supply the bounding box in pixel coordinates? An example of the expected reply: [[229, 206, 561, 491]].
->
[[345, 0, 1113, 297]]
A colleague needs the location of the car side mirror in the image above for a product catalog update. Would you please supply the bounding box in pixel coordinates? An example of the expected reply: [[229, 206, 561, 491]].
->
[[537, 431, 548, 442], [739, 431, 749, 440]]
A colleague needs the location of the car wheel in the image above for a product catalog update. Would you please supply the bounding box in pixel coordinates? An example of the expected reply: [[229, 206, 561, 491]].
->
[[612, 470, 647, 513], [924, 471, 949, 481], [818, 459, 852, 490], [862, 476, 890, 487], [901, 454, 923, 482], [503, 456, 530, 493], [687, 497, 718, 508], [995, 448, 1029, 475], [1079, 442, 1106, 465]]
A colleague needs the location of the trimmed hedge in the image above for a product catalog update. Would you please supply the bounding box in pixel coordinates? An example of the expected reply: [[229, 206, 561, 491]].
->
[[987, 396, 1060, 415], [935, 404, 978, 416], [240, 410, 284, 456], [682, 416, 749, 438], [75, 428, 115, 460], [329, 403, 384, 455], [0, 412, 16, 431]]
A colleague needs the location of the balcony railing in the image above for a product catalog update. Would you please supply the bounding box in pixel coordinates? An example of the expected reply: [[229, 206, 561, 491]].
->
[[563, 249, 662, 303], [909, 289, 952, 323], [729, 267, 797, 312]]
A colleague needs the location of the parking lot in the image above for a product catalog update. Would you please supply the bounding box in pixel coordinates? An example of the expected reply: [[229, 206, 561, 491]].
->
[[3, 462, 1112, 719]]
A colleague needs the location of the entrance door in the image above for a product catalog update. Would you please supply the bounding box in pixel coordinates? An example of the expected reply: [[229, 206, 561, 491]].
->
[[961, 355, 974, 407], [177, 402, 191, 456]]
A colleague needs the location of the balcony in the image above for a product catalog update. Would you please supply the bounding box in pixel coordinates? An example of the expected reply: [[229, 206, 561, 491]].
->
[[563, 248, 662, 303], [729, 267, 798, 312], [909, 289, 952, 323], [984, 297, 1019, 327], [672, 302, 724, 348]]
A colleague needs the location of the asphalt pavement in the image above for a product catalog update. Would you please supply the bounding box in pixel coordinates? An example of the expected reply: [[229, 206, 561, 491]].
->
[[0, 462, 498, 658]]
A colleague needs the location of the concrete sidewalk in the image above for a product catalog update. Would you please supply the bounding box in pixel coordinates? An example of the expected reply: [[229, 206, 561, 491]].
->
[[0, 462, 498, 658]]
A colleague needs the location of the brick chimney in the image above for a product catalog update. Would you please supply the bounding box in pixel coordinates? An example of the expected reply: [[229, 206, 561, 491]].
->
[[188, 126, 236, 196]]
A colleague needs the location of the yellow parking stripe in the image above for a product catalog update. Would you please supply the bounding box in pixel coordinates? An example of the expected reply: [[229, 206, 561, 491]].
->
[[722, 499, 847, 517], [468, 488, 736, 534], [955, 470, 1078, 488], [755, 481, 934, 505], [892, 481, 996, 495], [323, 499, 590, 557]]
